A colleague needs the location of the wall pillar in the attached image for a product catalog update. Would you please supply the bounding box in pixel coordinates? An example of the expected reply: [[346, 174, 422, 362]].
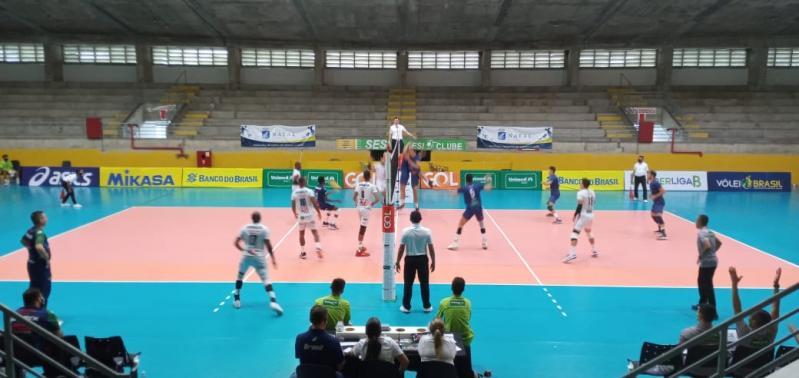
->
[[398, 50, 408, 88], [566, 47, 580, 87], [227, 46, 241, 89], [480, 49, 492, 87], [135, 44, 153, 83], [44, 43, 63, 82], [314, 47, 325, 87], [747, 46, 768, 89], [656, 46, 673, 90]]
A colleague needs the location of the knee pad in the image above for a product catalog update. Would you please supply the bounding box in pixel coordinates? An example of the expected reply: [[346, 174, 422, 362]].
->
[[547, 204, 554, 211], [570, 230, 580, 240]]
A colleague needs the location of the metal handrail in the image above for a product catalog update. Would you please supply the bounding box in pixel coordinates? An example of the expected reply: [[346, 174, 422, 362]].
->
[[1, 303, 131, 378], [619, 73, 633, 87], [625, 282, 799, 377]]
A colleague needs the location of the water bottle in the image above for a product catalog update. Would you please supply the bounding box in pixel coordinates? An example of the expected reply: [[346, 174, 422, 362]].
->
[[336, 321, 344, 333]]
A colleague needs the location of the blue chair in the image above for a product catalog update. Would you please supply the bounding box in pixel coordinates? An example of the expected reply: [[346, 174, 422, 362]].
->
[[729, 345, 773, 377], [296, 363, 338, 378], [359, 359, 400, 378], [417, 361, 457, 378]]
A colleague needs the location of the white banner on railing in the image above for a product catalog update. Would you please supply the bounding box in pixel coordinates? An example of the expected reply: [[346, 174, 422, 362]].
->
[[240, 124, 316, 148], [624, 170, 708, 191], [477, 126, 553, 150]]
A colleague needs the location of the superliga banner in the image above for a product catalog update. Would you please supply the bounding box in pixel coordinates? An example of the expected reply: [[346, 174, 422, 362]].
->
[[624, 171, 708, 191], [554, 171, 624, 191], [100, 167, 183, 187], [182, 168, 263, 188], [240, 124, 316, 148], [477, 126, 553, 150]]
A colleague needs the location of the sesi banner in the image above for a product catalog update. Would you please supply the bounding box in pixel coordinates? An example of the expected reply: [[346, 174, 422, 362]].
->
[[708, 172, 791, 192], [624, 171, 708, 191], [477, 126, 553, 150], [240, 124, 316, 147], [21, 166, 99, 187]]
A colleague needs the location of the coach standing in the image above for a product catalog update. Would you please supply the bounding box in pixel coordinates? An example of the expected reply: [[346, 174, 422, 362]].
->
[[693, 214, 722, 310], [396, 210, 435, 313], [632, 155, 649, 202], [20, 211, 52, 306]]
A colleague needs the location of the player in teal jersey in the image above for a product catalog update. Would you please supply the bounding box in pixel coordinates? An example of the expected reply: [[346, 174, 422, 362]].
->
[[233, 211, 283, 315]]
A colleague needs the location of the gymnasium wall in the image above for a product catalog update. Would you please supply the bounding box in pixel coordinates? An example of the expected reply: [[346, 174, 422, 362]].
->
[[0, 64, 45, 81], [4, 149, 797, 186], [63, 64, 137, 82]]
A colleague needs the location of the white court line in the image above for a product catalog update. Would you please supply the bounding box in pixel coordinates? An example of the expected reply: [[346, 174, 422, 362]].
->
[[665, 210, 799, 270], [0, 206, 134, 261], [212, 221, 298, 313], [484, 209, 568, 318]]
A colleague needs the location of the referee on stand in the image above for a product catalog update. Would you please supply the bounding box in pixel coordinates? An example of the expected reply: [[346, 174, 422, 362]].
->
[[387, 117, 415, 203], [395, 210, 435, 313]]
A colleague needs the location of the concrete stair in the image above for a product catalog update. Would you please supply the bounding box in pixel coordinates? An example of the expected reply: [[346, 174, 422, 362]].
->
[[388, 88, 417, 129]]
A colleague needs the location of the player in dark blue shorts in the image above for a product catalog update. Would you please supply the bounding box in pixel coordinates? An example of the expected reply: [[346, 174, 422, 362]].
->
[[448, 174, 493, 251], [545, 166, 562, 224], [398, 145, 422, 210], [648, 170, 667, 240], [315, 176, 340, 230]]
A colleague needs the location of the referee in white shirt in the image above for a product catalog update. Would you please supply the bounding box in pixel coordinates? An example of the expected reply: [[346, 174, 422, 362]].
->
[[632, 155, 649, 202], [395, 210, 435, 313], [387, 117, 415, 201]]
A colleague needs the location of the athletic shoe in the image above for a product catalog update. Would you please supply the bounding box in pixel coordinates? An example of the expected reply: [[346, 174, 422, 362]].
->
[[299, 252, 307, 259], [355, 249, 370, 257], [233, 300, 241, 309], [644, 200, 649, 203], [328, 224, 338, 230], [562, 254, 577, 263], [691, 304, 699, 311], [73, 204, 82, 209], [423, 306, 433, 313], [481, 239, 488, 250], [61, 203, 70, 207], [315, 247, 323, 259], [399, 306, 411, 314], [447, 242, 459, 251], [270, 302, 284, 316], [546, 213, 554, 217], [657, 231, 668, 240], [553, 218, 563, 224], [591, 250, 599, 258], [322, 221, 329, 227]]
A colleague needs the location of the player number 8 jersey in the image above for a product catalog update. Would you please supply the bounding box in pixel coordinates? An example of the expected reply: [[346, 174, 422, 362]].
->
[[292, 187, 316, 221]]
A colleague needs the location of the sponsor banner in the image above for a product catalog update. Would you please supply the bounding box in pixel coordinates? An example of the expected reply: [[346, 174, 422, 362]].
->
[[477, 126, 553, 150], [343, 170, 460, 190], [100, 167, 182, 188], [501, 171, 542, 190], [240, 124, 316, 148], [182, 168, 262, 188], [555, 171, 624, 191], [263, 169, 294, 188], [21, 166, 99, 187], [460, 170, 500, 187], [624, 170, 708, 191], [303, 170, 344, 188], [349, 138, 467, 151], [382, 205, 395, 232], [708, 172, 791, 192]]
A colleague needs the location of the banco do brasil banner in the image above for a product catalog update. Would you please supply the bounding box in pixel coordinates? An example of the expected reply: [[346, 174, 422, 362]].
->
[[22, 166, 99, 187], [708, 172, 791, 192], [240, 124, 316, 148], [100, 167, 182, 187], [624, 171, 708, 191], [477, 126, 553, 150], [348, 138, 466, 151], [183, 168, 263, 188], [554, 171, 623, 191]]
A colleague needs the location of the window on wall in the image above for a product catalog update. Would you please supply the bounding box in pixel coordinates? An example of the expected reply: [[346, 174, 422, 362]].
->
[[407, 51, 480, 70], [490, 50, 566, 69], [672, 48, 747, 68], [63, 44, 136, 64], [0, 43, 45, 63], [241, 48, 315, 68], [326, 50, 397, 69], [579, 49, 657, 68], [152, 46, 227, 66], [767, 48, 799, 67]]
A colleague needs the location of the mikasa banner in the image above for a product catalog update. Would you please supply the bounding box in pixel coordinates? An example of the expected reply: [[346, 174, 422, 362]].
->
[[624, 171, 708, 191]]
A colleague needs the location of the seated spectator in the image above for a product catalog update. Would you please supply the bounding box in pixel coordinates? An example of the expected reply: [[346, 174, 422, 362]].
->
[[730, 266, 782, 348], [314, 278, 351, 332], [418, 318, 457, 365], [679, 303, 718, 344], [0, 154, 16, 185], [293, 305, 344, 377], [437, 276, 473, 373], [349, 317, 409, 371], [12, 288, 62, 338]]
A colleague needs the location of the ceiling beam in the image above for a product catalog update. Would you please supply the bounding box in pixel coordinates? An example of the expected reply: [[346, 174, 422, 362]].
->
[[668, 0, 733, 40], [582, 0, 631, 43], [81, 0, 138, 36], [181, 0, 229, 43], [484, 0, 513, 43], [0, 4, 48, 35], [291, 0, 319, 41]]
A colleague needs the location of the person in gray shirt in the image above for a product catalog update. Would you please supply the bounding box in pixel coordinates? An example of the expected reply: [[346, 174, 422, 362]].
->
[[692, 214, 722, 311]]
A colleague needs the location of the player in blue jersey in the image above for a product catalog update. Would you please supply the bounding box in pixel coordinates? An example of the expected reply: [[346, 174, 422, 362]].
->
[[648, 170, 667, 240], [448, 174, 492, 251], [399, 145, 422, 210], [315, 176, 340, 230], [545, 166, 562, 224]]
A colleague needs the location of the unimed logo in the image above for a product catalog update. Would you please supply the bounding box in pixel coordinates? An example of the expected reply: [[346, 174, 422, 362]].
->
[[107, 170, 176, 186], [270, 174, 291, 181], [508, 176, 532, 183]]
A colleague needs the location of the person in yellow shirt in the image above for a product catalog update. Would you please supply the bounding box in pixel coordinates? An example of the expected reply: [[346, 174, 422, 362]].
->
[[437, 276, 474, 375], [0, 154, 16, 185], [314, 278, 351, 332]]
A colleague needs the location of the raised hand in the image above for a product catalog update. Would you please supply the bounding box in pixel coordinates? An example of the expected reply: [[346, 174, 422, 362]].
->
[[729, 266, 743, 285], [774, 267, 782, 288]]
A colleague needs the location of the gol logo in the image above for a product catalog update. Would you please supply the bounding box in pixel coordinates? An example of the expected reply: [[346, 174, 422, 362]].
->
[[382, 206, 395, 233]]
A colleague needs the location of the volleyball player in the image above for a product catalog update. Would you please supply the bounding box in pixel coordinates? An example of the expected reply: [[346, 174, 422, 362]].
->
[[399, 145, 422, 210], [291, 161, 302, 193], [232, 211, 283, 315], [448, 174, 491, 251], [545, 166, 562, 224], [374, 154, 387, 202], [648, 170, 667, 240], [291, 177, 323, 259], [315, 176, 340, 230], [563, 178, 599, 263], [60, 169, 83, 208], [354, 170, 381, 257]]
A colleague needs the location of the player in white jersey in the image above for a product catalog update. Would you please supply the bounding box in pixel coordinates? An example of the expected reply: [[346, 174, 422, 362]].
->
[[233, 211, 283, 315], [291, 161, 302, 194], [563, 178, 599, 263], [373, 155, 387, 201], [292, 176, 323, 259], [354, 170, 381, 257]]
